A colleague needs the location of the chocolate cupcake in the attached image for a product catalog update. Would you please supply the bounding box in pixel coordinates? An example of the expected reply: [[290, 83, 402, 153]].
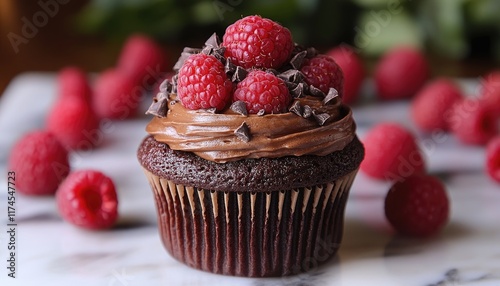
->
[[137, 15, 364, 277]]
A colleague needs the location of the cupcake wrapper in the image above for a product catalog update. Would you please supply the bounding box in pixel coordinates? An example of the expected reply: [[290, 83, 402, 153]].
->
[[143, 169, 358, 277]]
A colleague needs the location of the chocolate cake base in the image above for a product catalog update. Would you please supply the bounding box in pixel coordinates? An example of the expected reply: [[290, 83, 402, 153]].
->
[[138, 136, 364, 277]]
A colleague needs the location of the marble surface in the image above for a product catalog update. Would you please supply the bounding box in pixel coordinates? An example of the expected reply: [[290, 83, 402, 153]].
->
[[0, 73, 499, 286]]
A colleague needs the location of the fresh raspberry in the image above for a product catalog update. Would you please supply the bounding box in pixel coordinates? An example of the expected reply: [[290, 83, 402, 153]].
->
[[375, 47, 429, 100], [411, 78, 463, 132], [360, 123, 426, 181], [222, 15, 294, 69], [486, 136, 500, 183], [93, 69, 140, 119], [448, 98, 499, 145], [58, 67, 92, 102], [300, 55, 344, 96], [327, 45, 364, 104], [117, 34, 167, 88], [480, 80, 500, 113], [385, 174, 449, 237], [233, 70, 290, 114], [47, 97, 101, 150], [8, 131, 70, 196], [481, 70, 500, 95], [177, 53, 232, 111], [56, 170, 118, 230]]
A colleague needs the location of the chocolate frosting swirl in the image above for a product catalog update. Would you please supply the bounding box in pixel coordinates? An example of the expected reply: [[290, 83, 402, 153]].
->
[[146, 95, 356, 163]]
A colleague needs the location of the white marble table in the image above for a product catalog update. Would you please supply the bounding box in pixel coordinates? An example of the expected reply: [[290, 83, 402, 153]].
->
[[0, 73, 499, 286]]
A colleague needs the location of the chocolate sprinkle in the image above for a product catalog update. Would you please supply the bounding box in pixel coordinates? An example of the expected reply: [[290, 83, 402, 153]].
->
[[257, 109, 265, 116], [234, 122, 251, 142], [173, 47, 201, 71], [323, 88, 339, 105], [290, 82, 305, 98], [312, 111, 330, 126], [225, 58, 236, 75], [204, 32, 221, 48], [231, 66, 248, 82], [159, 79, 172, 93], [278, 69, 303, 83], [230, 101, 248, 116]]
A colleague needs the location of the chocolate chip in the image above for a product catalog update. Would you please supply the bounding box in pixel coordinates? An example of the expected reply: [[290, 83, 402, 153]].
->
[[309, 85, 325, 97], [234, 122, 251, 142], [230, 101, 248, 116], [205, 107, 217, 114], [146, 93, 169, 117], [306, 47, 318, 58], [323, 88, 339, 105], [173, 47, 201, 71], [303, 105, 313, 118], [212, 47, 226, 63], [266, 68, 279, 75], [290, 82, 305, 98], [278, 69, 303, 83], [204, 32, 221, 48], [225, 58, 236, 75], [257, 109, 265, 116], [159, 79, 172, 93]]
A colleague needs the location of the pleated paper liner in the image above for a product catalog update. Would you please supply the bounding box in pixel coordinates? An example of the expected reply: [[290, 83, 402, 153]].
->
[[144, 168, 358, 277]]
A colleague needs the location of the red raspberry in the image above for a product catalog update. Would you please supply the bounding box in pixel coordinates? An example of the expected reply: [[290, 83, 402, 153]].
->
[[222, 15, 294, 69], [481, 81, 500, 114], [486, 136, 500, 183], [385, 174, 449, 237], [481, 70, 500, 95], [93, 69, 140, 119], [177, 53, 232, 111], [233, 70, 290, 114], [56, 170, 118, 230], [47, 97, 101, 150], [117, 34, 167, 87], [58, 67, 92, 102], [8, 131, 70, 196], [327, 45, 365, 104], [448, 98, 499, 145], [360, 123, 426, 181], [411, 78, 463, 132], [375, 47, 429, 100], [300, 55, 344, 96]]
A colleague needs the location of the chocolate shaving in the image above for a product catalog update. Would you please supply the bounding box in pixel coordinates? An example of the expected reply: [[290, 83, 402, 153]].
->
[[306, 47, 318, 58], [201, 46, 213, 55], [289, 100, 302, 116], [309, 85, 325, 97], [204, 33, 221, 48], [257, 109, 265, 116], [234, 122, 251, 142], [225, 58, 236, 75], [205, 107, 217, 114], [266, 69, 279, 75], [171, 74, 178, 93], [290, 82, 305, 98], [146, 92, 169, 118], [290, 50, 307, 69], [159, 79, 172, 93], [232, 66, 248, 82], [173, 47, 201, 71], [323, 88, 339, 105], [312, 111, 330, 126], [230, 101, 248, 116], [303, 105, 313, 118], [278, 69, 303, 83]]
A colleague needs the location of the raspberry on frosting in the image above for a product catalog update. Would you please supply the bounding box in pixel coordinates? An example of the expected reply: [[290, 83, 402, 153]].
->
[[233, 70, 291, 114], [222, 15, 294, 69], [300, 55, 344, 96], [177, 53, 233, 111]]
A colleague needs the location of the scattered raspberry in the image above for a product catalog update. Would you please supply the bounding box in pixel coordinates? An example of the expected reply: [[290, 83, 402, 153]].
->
[[411, 78, 463, 132], [480, 81, 500, 114], [375, 47, 429, 100], [58, 67, 92, 102], [360, 123, 426, 181], [486, 136, 500, 183], [177, 53, 232, 111], [385, 174, 449, 237], [327, 45, 364, 104], [8, 131, 70, 195], [117, 34, 167, 88], [47, 97, 101, 150], [300, 55, 344, 96], [448, 98, 499, 145], [233, 70, 290, 114], [56, 170, 118, 230], [93, 69, 140, 119], [481, 70, 500, 95], [222, 15, 294, 69]]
